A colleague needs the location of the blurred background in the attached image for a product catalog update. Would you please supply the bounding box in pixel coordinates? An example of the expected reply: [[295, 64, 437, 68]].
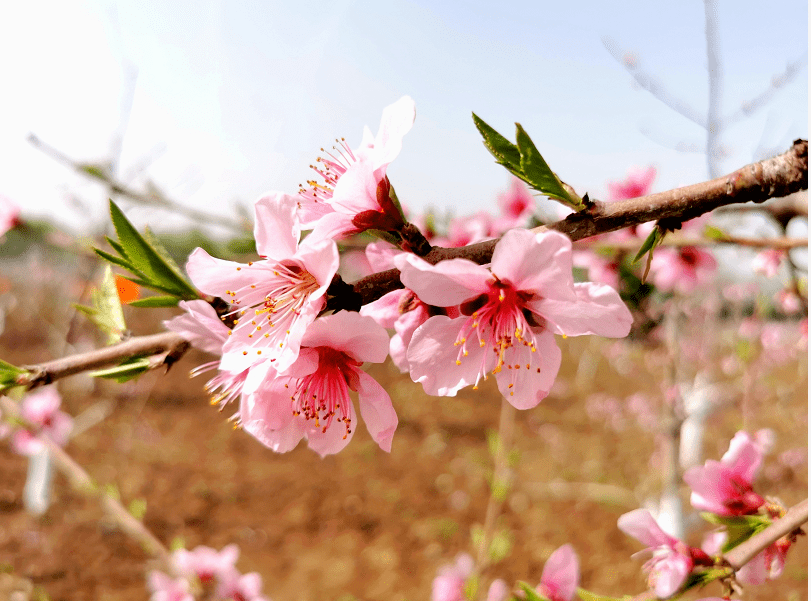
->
[[0, 1, 808, 600]]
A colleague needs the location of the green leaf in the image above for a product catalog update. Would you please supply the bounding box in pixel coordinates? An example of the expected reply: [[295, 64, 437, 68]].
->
[[90, 357, 151, 383], [79, 163, 110, 181], [517, 582, 546, 601], [633, 226, 663, 264], [143, 226, 185, 274], [104, 236, 128, 259], [703, 225, 728, 240], [127, 295, 181, 308], [93, 247, 134, 271], [0, 359, 27, 391], [515, 124, 582, 209], [128, 498, 147, 521], [472, 113, 522, 170], [74, 266, 127, 345], [107, 201, 199, 299]]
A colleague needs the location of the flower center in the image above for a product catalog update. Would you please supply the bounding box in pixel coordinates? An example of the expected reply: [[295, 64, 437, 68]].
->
[[454, 279, 541, 387], [298, 138, 356, 205], [224, 262, 321, 358], [288, 348, 361, 439]]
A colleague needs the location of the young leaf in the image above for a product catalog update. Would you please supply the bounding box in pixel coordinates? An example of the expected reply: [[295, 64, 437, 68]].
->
[[0, 359, 28, 391], [516, 582, 546, 601], [128, 295, 181, 308], [472, 113, 522, 170], [633, 226, 663, 264], [93, 247, 133, 271], [515, 124, 583, 209], [106, 201, 199, 299], [90, 357, 151, 383], [74, 266, 127, 345]]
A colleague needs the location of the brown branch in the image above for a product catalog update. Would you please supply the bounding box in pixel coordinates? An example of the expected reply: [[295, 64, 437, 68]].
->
[[575, 236, 808, 251], [348, 140, 808, 307], [0, 395, 171, 563], [18, 332, 189, 390], [725, 498, 808, 570]]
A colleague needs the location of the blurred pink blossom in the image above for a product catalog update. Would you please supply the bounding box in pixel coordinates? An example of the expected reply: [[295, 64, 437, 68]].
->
[[607, 166, 656, 201], [172, 544, 240, 584], [216, 569, 270, 601], [431, 553, 473, 601], [649, 246, 717, 294], [618, 509, 709, 598], [147, 571, 193, 601], [536, 544, 580, 601], [0, 194, 21, 237], [10, 386, 73, 456], [493, 177, 535, 233], [752, 249, 785, 278], [776, 289, 803, 314], [683, 431, 765, 516]]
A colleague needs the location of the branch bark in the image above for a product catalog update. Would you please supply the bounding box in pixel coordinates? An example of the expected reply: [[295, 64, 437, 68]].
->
[[19, 332, 189, 390], [349, 140, 808, 307]]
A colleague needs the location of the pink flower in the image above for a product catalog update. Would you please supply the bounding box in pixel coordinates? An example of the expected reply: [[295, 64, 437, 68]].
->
[[617, 509, 699, 598], [172, 544, 240, 584], [147, 571, 193, 601], [397, 229, 632, 409], [216, 569, 270, 601], [776, 288, 803, 314], [0, 195, 21, 237], [536, 544, 580, 601], [164, 300, 250, 410], [186, 192, 339, 375], [11, 386, 73, 456], [493, 177, 535, 233], [752, 249, 785, 278], [240, 311, 397, 456], [572, 250, 621, 290], [299, 96, 415, 242], [736, 536, 792, 585], [431, 553, 473, 601], [683, 431, 766, 516], [607, 166, 656, 200], [649, 246, 717, 294], [361, 288, 431, 373]]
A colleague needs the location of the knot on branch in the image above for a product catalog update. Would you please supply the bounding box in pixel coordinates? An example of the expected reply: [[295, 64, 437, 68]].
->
[[326, 274, 363, 313]]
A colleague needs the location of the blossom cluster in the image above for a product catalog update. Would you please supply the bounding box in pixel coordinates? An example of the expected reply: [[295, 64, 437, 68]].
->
[[148, 544, 270, 601], [619, 430, 799, 597], [0, 385, 73, 456], [166, 97, 633, 457]]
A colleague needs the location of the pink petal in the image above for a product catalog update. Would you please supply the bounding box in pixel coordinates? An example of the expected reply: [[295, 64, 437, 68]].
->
[[360, 289, 409, 329], [396, 254, 491, 306], [353, 369, 398, 452], [653, 552, 692, 598], [253, 192, 299, 260], [306, 210, 358, 243], [539, 544, 580, 601], [185, 247, 257, 297], [365, 239, 401, 271], [722, 431, 762, 484], [617, 509, 676, 548], [164, 300, 229, 355], [297, 236, 340, 293], [407, 316, 487, 396], [301, 312, 390, 364], [495, 329, 560, 410], [532, 282, 632, 338], [240, 370, 299, 432], [329, 156, 381, 215], [491, 229, 577, 302], [372, 96, 416, 169]]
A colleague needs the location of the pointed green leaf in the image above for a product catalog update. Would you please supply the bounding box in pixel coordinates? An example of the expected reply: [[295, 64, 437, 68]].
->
[[472, 113, 522, 170], [79, 163, 110, 181], [515, 124, 582, 209], [105, 236, 128, 259], [143, 226, 184, 274], [90, 357, 151, 383], [107, 201, 199, 299], [128, 295, 181, 308], [633, 226, 663, 264], [93, 247, 136, 272], [0, 359, 27, 391]]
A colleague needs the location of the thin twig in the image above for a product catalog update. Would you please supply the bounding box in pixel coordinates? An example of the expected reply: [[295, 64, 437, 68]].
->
[[726, 500, 808, 569], [575, 236, 807, 251], [704, 0, 723, 178], [18, 332, 189, 390]]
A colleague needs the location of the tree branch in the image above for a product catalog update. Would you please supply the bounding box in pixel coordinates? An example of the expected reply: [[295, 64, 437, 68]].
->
[[725, 498, 808, 570], [348, 140, 808, 307], [18, 332, 189, 390]]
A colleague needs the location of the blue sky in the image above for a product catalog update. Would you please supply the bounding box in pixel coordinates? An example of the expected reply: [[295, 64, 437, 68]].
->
[[0, 0, 806, 233]]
